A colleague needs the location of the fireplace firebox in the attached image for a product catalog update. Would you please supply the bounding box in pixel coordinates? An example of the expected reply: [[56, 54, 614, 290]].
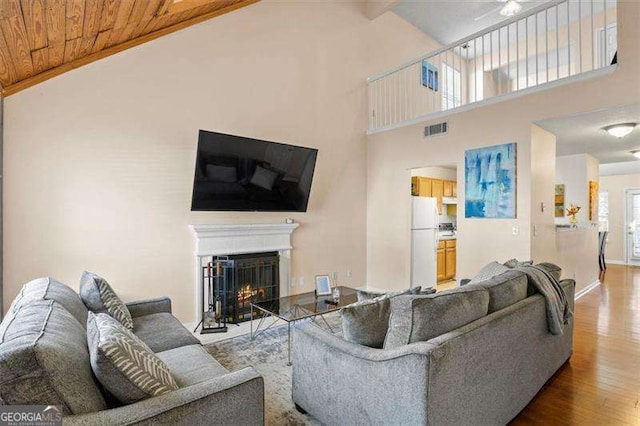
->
[[214, 251, 280, 323]]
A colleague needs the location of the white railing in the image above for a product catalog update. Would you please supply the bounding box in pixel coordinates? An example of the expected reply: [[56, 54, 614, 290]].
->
[[367, 0, 618, 134]]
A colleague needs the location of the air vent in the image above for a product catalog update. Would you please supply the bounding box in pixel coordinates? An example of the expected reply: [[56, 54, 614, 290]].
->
[[424, 122, 448, 137]]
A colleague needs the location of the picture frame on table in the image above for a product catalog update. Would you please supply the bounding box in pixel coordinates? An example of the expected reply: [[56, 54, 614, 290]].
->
[[315, 275, 332, 296]]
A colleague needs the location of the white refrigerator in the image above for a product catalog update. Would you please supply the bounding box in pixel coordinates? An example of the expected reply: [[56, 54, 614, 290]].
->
[[411, 196, 439, 289]]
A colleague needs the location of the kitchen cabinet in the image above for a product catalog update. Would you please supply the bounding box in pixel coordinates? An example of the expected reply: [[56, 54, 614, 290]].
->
[[411, 176, 432, 197], [412, 176, 457, 216], [445, 239, 456, 280], [437, 239, 456, 282], [437, 241, 446, 282], [443, 180, 454, 197]]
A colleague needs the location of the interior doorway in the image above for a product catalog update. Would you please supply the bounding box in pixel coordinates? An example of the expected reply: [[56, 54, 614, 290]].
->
[[409, 164, 458, 291], [625, 189, 640, 266]]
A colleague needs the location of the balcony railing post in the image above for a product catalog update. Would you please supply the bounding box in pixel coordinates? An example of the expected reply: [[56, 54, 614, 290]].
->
[[516, 21, 520, 90], [556, 4, 560, 80], [568, 1, 571, 76], [579, 0, 582, 74]]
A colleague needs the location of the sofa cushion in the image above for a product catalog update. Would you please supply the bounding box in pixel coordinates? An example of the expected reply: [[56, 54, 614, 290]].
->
[[383, 287, 490, 349], [8, 277, 88, 325], [157, 345, 228, 387], [467, 261, 511, 286], [466, 270, 528, 313], [80, 271, 134, 330], [132, 313, 200, 353], [87, 313, 179, 404], [0, 300, 107, 414], [342, 287, 422, 348]]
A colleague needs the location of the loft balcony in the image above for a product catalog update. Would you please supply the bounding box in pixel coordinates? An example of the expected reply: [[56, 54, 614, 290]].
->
[[367, 0, 618, 134]]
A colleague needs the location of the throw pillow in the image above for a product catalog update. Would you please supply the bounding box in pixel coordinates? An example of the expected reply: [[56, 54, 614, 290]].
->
[[249, 165, 279, 190], [341, 298, 391, 348], [87, 312, 179, 404], [383, 287, 490, 349], [467, 261, 511, 286], [343, 287, 421, 348], [80, 271, 134, 330]]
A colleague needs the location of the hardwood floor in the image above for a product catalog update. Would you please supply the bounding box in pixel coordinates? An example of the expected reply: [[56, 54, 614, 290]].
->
[[512, 265, 640, 425]]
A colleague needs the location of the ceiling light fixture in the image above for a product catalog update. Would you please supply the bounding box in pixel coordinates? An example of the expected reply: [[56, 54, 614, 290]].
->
[[500, 1, 523, 17], [632, 150, 640, 159], [602, 123, 637, 138]]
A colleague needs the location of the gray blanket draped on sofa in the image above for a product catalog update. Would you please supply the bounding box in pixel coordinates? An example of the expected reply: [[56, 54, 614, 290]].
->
[[515, 265, 573, 334]]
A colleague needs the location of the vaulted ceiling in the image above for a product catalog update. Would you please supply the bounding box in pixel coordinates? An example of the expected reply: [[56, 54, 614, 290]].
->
[[0, 0, 259, 96]]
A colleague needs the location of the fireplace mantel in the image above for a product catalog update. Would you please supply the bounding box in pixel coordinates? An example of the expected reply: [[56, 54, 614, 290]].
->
[[190, 223, 299, 256], [190, 223, 299, 319]]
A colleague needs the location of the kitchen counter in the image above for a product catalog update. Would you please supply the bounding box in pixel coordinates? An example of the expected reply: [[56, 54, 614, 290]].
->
[[438, 235, 457, 241]]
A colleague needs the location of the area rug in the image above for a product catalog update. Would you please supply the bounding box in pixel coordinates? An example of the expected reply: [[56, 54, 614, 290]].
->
[[205, 314, 342, 426]]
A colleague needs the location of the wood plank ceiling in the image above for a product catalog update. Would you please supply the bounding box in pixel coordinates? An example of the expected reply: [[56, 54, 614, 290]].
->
[[0, 0, 259, 96]]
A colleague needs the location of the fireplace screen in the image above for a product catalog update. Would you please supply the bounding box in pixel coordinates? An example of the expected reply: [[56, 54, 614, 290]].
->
[[215, 251, 279, 323]]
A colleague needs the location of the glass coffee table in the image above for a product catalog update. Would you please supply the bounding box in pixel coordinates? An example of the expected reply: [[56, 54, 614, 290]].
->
[[250, 286, 358, 365]]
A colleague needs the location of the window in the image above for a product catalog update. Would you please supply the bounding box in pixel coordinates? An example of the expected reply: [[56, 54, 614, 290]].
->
[[442, 63, 461, 110], [598, 191, 609, 232]]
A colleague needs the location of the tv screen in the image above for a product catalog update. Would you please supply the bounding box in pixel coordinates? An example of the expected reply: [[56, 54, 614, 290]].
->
[[191, 130, 318, 212]]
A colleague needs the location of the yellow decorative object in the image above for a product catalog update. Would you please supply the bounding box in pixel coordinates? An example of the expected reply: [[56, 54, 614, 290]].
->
[[566, 204, 581, 227]]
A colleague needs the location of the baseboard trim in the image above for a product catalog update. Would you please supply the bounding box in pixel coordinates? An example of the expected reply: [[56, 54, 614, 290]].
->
[[605, 259, 626, 265], [575, 279, 601, 300]]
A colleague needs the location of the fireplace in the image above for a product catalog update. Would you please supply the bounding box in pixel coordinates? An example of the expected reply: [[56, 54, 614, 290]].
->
[[215, 251, 280, 323], [190, 223, 298, 326]]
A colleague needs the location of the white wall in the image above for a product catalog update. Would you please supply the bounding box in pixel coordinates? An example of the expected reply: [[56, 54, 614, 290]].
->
[[530, 125, 556, 263], [599, 173, 640, 262], [2, 0, 440, 321]]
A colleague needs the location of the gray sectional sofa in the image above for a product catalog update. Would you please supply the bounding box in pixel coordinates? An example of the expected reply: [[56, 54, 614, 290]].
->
[[0, 277, 264, 425], [292, 269, 575, 425]]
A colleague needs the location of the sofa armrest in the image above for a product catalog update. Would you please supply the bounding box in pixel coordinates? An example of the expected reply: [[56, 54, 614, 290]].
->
[[292, 323, 436, 425], [64, 367, 264, 425], [126, 297, 172, 318]]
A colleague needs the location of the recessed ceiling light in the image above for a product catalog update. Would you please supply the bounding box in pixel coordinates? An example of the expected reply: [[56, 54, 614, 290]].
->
[[602, 123, 637, 138], [632, 150, 640, 159]]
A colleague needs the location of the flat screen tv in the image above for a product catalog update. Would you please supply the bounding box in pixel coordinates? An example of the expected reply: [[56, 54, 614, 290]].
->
[[191, 130, 318, 212]]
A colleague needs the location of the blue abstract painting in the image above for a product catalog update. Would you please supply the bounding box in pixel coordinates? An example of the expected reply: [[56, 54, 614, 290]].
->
[[465, 142, 517, 218]]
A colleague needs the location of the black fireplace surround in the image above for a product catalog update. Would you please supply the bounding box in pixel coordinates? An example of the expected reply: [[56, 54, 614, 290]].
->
[[215, 251, 280, 323]]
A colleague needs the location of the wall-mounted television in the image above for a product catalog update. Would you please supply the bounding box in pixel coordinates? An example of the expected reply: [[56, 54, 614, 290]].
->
[[191, 130, 318, 212]]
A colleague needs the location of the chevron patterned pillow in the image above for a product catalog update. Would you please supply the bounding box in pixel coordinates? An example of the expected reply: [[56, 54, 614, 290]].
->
[[80, 271, 134, 330], [87, 312, 179, 404]]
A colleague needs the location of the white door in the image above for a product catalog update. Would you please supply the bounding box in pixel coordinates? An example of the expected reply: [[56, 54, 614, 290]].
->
[[625, 189, 640, 266]]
